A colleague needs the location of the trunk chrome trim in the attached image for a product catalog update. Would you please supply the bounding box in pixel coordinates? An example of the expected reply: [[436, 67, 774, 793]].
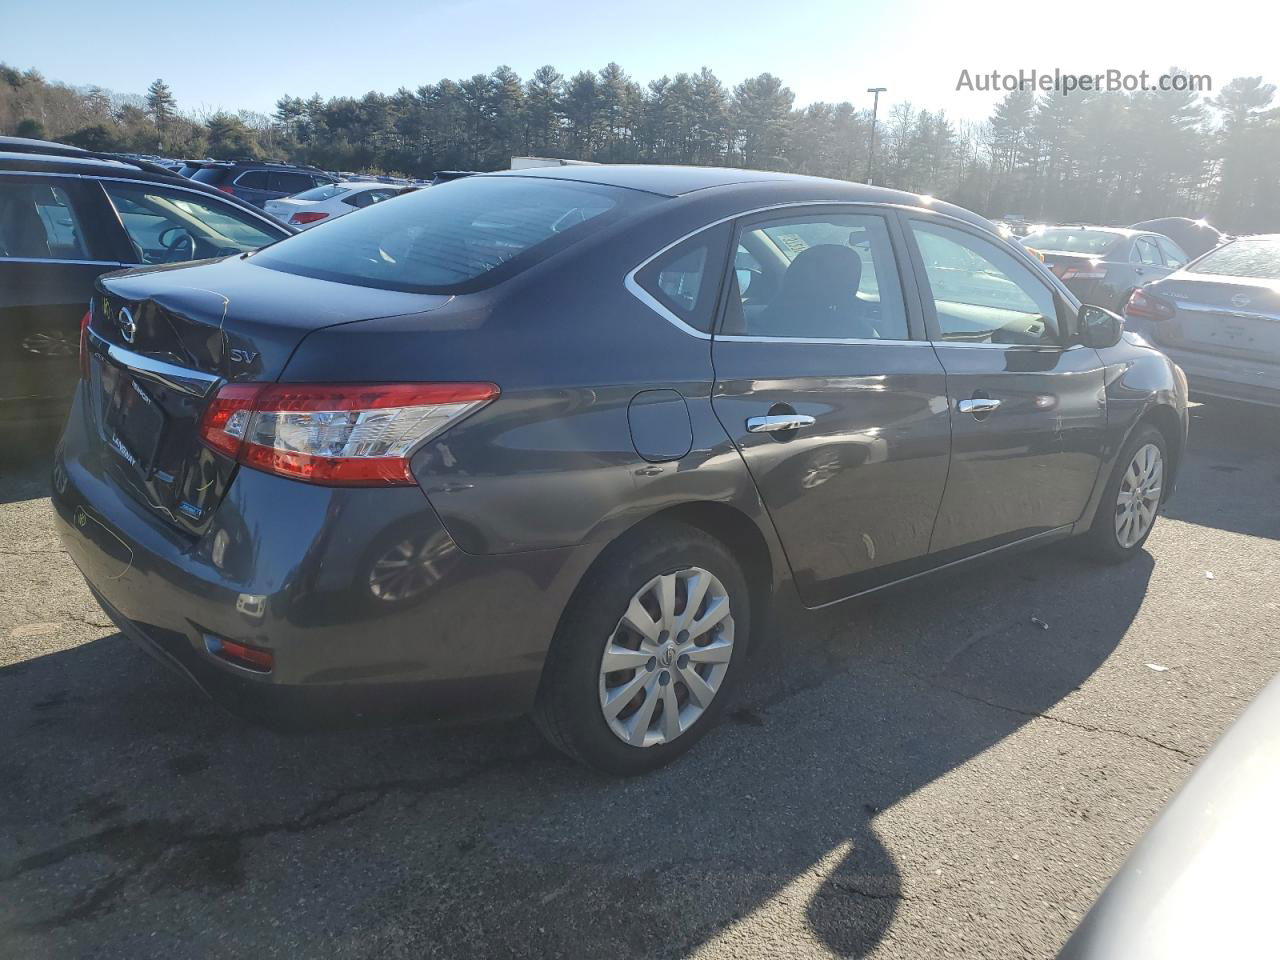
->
[[89, 328, 220, 398]]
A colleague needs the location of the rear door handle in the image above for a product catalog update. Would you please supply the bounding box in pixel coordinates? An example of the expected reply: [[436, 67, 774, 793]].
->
[[746, 414, 815, 434], [957, 397, 1002, 416]]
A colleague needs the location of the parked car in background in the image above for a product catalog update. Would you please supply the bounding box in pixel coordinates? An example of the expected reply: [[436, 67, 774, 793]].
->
[[1129, 216, 1226, 259], [1123, 234, 1280, 407], [264, 180, 415, 228], [0, 137, 292, 448], [175, 159, 206, 178], [55, 166, 1186, 774], [190, 160, 335, 208], [1060, 672, 1280, 960], [1021, 226, 1189, 311]]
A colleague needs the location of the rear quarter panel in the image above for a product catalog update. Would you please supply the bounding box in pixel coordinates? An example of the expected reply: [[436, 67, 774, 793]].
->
[[278, 206, 791, 594]]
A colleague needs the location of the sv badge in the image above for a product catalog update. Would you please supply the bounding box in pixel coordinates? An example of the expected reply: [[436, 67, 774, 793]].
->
[[228, 348, 259, 365]]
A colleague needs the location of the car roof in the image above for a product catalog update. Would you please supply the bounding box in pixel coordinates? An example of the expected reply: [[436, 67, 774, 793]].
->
[[483, 164, 993, 229]]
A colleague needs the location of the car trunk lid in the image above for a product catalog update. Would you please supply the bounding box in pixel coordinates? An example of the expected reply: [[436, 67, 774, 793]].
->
[[1146, 274, 1280, 364], [86, 255, 450, 536]]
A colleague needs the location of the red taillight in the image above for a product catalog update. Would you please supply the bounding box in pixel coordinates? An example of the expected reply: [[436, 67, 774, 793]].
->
[[198, 382, 499, 486], [1123, 289, 1176, 322], [205, 634, 274, 672], [217, 184, 235, 195], [289, 211, 329, 225], [1059, 261, 1107, 281], [79, 309, 92, 380]]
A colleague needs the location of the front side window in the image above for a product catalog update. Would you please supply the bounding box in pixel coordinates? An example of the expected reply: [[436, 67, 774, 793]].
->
[[269, 171, 314, 195], [102, 182, 284, 264], [722, 213, 908, 340], [252, 175, 651, 294], [911, 220, 1059, 345], [0, 181, 90, 260]]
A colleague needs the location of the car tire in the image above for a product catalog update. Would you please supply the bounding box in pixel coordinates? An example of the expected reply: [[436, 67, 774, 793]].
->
[[1081, 424, 1168, 564], [534, 522, 751, 775]]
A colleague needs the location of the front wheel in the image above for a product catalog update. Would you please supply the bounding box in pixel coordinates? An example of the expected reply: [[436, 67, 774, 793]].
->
[[1082, 424, 1167, 563], [534, 524, 751, 775]]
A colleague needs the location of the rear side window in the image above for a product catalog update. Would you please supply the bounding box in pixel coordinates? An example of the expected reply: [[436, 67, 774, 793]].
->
[[253, 176, 653, 294], [0, 181, 90, 260], [633, 224, 730, 334], [1188, 238, 1280, 279], [722, 213, 909, 340]]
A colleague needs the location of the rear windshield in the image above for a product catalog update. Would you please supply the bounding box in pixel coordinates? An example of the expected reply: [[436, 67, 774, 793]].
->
[[251, 175, 651, 293], [1188, 238, 1280, 279], [191, 166, 230, 184], [1021, 229, 1121, 255], [292, 183, 350, 201]]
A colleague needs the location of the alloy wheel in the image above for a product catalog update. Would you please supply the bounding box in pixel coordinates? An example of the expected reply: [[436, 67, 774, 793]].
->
[[1115, 442, 1163, 549], [598, 567, 735, 747]]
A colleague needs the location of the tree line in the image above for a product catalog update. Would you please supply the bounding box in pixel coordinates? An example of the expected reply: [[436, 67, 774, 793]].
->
[[4, 62, 1280, 232]]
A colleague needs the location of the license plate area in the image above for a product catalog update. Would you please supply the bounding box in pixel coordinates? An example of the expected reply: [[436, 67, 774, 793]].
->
[[99, 362, 166, 475]]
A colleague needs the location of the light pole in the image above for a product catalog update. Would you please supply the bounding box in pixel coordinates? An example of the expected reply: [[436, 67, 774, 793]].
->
[[866, 86, 886, 185]]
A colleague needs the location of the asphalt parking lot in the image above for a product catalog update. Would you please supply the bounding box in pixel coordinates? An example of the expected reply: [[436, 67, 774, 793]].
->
[[1, 399, 1278, 960]]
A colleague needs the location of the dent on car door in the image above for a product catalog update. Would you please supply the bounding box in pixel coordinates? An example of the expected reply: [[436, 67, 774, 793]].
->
[[905, 217, 1108, 556], [0, 176, 121, 431], [708, 208, 952, 606]]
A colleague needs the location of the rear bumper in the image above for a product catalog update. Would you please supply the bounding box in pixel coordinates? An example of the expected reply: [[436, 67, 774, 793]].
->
[[52, 400, 587, 725], [1137, 340, 1280, 408]]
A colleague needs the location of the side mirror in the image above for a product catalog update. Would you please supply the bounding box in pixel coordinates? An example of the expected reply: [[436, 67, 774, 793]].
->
[[1078, 304, 1124, 349]]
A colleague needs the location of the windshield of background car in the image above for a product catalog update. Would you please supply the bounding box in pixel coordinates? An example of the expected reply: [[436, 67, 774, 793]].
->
[[251, 175, 653, 293], [1187, 238, 1280, 279], [1021, 228, 1120, 255]]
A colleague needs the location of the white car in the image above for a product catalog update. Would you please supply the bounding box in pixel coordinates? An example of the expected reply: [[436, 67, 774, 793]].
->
[[264, 181, 413, 229]]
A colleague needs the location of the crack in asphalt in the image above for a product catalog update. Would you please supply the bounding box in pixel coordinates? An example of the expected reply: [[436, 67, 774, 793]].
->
[[2, 755, 534, 931], [872, 664, 1198, 763]]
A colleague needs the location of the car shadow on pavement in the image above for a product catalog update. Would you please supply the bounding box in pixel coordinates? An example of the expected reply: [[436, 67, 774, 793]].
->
[[0, 535, 1152, 958], [1164, 400, 1280, 540]]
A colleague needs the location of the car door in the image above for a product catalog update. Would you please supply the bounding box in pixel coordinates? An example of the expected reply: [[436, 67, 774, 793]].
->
[[708, 206, 952, 606], [0, 174, 125, 437], [904, 216, 1108, 557], [1152, 235, 1189, 272]]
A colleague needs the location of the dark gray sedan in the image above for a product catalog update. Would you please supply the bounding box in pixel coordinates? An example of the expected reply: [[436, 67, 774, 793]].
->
[[53, 167, 1188, 774], [1123, 235, 1280, 408], [1022, 226, 1190, 311]]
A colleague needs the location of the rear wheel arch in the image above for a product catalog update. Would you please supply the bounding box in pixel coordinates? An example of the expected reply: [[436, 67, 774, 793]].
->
[[549, 501, 776, 667]]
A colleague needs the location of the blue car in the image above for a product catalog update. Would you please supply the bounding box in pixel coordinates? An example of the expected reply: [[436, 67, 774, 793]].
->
[[190, 160, 335, 208]]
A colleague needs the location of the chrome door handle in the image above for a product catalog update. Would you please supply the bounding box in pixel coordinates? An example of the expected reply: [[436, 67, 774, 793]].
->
[[746, 414, 815, 434], [957, 397, 1002, 415]]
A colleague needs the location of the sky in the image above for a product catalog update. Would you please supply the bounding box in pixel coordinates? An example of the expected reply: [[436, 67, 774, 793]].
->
[[3, 0, 1273, 124]]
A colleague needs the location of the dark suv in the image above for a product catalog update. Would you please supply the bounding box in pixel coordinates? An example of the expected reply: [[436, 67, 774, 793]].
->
[[191, 160, 336, 208], [0, 137, 292, 448], [54, 166, 1188, 774]]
